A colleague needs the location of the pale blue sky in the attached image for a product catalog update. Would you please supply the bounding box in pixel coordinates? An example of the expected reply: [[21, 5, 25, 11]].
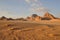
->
[[0, 0, 60, 18]]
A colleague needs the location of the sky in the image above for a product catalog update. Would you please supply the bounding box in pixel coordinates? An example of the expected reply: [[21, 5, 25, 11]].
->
[[0, 0, 60, 18]]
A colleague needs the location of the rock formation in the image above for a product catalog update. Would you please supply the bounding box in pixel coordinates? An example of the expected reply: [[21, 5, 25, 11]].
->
[[0, 12, 58, 22], [33, 16, 41, 21], [0, 16, 7, 20], [26, 14, 41, 21], [26, 12, 57, 21], [26, 16, 33, 21], [43, 12, 56, 19]]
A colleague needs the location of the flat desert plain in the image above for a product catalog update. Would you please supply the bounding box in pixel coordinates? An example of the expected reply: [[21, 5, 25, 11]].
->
[[0, 20, 60, 40]]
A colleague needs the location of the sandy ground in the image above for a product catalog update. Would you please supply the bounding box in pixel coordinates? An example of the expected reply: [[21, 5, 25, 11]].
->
[[0, 20, 60, 40]]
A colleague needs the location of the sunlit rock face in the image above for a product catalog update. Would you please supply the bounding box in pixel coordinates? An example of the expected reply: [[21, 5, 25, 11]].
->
[[43, 12, 56, 20], [26, 12, 57, 21], [26, 14, 41, 21], [33, 16, 41, 22], [26, 17, 33, 21]]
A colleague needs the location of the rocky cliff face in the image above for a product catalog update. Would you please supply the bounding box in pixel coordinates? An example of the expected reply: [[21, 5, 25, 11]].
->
[[26, 12, 57, 21], [43, 12, 56, 19], [26, 14, 41, 21]]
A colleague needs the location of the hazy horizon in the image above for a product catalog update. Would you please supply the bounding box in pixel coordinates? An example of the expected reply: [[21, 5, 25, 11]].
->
[[0, 0, 60, 18]]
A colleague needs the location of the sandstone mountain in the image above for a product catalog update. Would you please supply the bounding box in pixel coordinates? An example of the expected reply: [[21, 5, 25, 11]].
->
[[26, 14, 41, 21], [26, 12, 57, 21], [43, 12, 56, 20], [0, 12, 59, 21], [27, 12, 58, 21]]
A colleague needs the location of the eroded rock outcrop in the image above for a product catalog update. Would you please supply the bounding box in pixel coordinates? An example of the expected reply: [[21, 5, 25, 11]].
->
[[43, 12, 56, 19], [0, 16, 7, 20], [26, 12, 57, 21], [27, 14, 41, 21]]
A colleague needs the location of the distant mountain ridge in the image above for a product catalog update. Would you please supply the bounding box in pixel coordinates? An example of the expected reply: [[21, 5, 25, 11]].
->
[[26, 12, 58, 21], [0, 12, 59, 21]]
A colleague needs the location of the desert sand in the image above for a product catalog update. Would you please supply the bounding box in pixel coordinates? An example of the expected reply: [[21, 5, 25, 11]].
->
[[0, 20, 60, 40]]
